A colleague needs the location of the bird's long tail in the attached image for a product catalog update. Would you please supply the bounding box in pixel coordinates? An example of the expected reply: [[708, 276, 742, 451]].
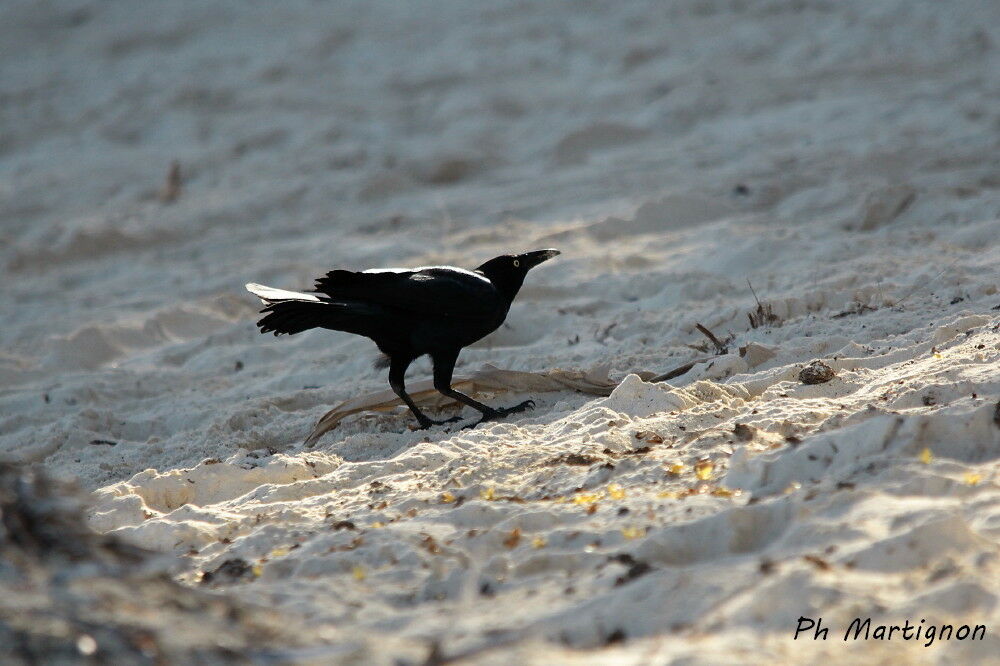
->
[[246, 282, 327, 336]]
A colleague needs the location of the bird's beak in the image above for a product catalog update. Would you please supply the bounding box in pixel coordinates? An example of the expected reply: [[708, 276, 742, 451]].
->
[[522, 248, 561, 269]]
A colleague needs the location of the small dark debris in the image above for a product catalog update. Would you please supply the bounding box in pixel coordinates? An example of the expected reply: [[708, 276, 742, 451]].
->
[[927, 562, 958, 583], [759, 559, 776, 574], [546, 453, 599, 466], [158, 160, 182, 204], [733, 183, 750, 196], [799, 360, 835, 385], [614, 560, 652, 587], [634, 430, 663, 444], [922, 395, 936, 406], [950, 296, 964, 305], [733, 423, 755, 441], [234, 360, 244, 372], [617, 507, 630, 516], [785, 435, 803, 446], [43, 393, 50, 403], [609, 553, 636, 566], [803, 554, 831, 571], [479, 582, 494, 597], [331, 520, 356, 531], [201, 558, 253, 585], [695, 323, 728, 354], [595, 322, 618, 344], [993, 401, 1000, 428], [421, 641, 445, 666], [833, 301, 878, 318], [610, 445, 651, 457], [747, 281, 780, 329], [605, 629, 626, 645], [89, 439, 118, 447], [836, 482, 856, 490]]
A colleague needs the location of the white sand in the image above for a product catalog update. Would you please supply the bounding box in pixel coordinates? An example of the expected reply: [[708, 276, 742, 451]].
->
[[2, 0, 999, 663]]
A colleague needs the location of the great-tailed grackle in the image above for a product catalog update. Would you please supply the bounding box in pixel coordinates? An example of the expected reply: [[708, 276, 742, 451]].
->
[[246, 249, 560, 429]]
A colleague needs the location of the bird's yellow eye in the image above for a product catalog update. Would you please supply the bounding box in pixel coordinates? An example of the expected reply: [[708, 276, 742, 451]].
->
[[513, 259, 520, 267]]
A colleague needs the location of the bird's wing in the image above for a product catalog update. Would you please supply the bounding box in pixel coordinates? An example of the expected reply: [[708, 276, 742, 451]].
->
[[313, 266, 500, 317], [246, 282, 322, 305]]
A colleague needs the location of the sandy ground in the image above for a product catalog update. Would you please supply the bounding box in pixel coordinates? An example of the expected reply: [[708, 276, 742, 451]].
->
[[2, 0, 1000, 664]]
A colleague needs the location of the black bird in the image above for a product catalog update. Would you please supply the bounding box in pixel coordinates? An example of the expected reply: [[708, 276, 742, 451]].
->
[[246, 249, 560, 429]]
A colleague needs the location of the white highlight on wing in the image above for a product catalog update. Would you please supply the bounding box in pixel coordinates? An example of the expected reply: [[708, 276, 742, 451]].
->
[[362, 266, 490, 284], [245, 282, 321, 304]]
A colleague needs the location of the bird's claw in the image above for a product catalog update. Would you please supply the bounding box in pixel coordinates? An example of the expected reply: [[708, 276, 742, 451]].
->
[[465, 399, 536, 428], [503, 399, 535, 415]]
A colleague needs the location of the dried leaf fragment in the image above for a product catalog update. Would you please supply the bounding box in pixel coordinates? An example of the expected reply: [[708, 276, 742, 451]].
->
[[420, 535, 441, 555], [635, 430, 664, 444], [503, 528, 521, 549], [695, 459, 714, 481], [621, 526, 644, 540], [803, 554, 831, 571], [919, 447, 933, 465]]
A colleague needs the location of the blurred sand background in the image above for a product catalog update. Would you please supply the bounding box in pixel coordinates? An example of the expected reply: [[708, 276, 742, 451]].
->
[[2, 1, 999, 663]]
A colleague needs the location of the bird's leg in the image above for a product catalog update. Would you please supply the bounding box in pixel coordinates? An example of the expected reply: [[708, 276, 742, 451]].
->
[[388, 355, 459, 429], [431, 351, 535, 426]]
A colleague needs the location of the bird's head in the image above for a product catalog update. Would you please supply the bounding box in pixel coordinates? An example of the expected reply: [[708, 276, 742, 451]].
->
[[476, 249, 560, 301]]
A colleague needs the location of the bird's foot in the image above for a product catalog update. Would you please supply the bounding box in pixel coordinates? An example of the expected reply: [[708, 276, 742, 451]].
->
[[499, 399, 536, 416], [412, 415, 463, 430], [466, 400, 536, 428]]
